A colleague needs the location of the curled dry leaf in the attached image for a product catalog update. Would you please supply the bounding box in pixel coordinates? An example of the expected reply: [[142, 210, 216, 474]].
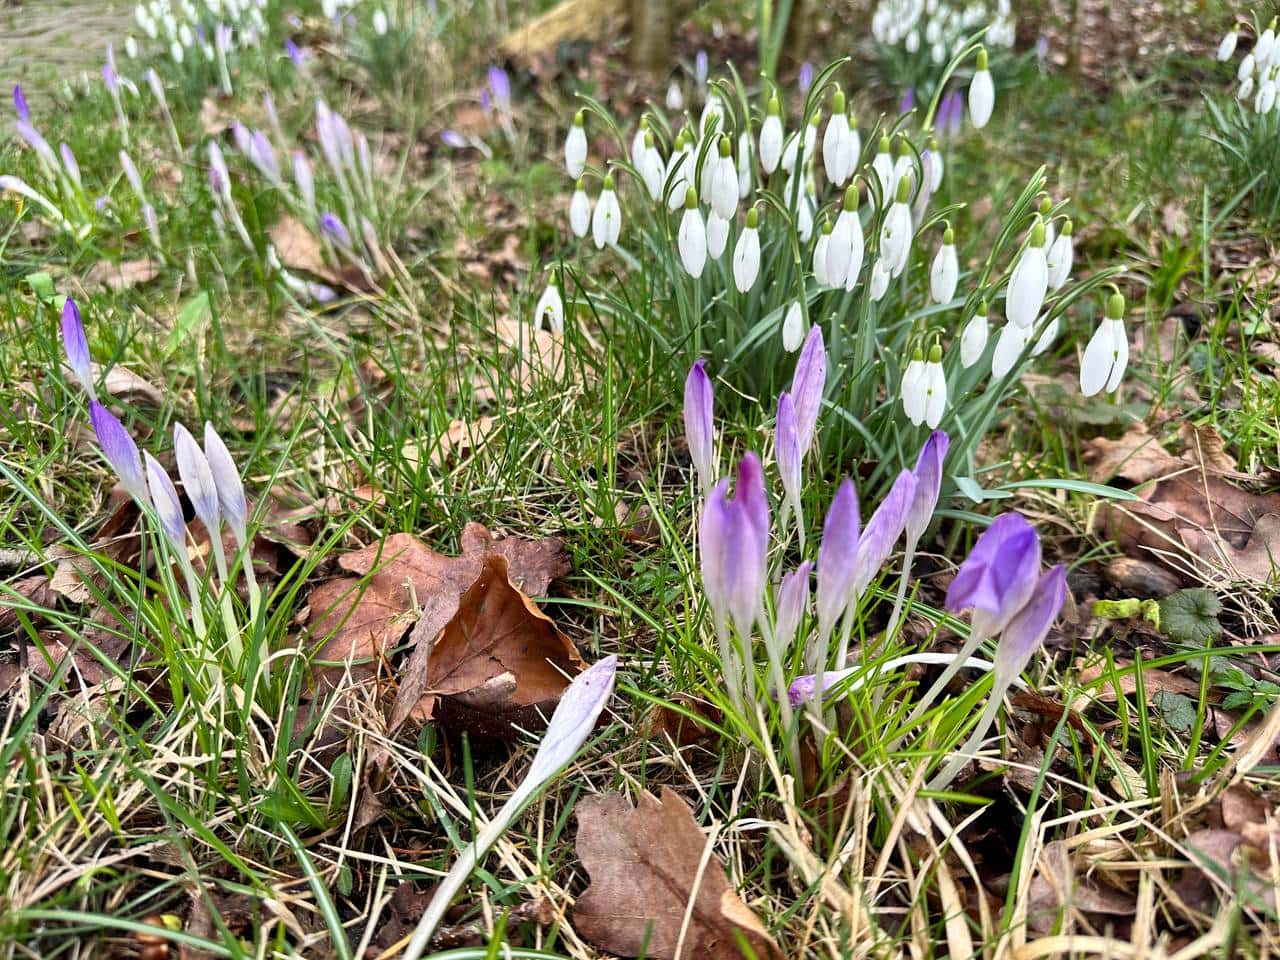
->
[[1025, 840, 1136, 934], [83, 258, 161, 292], [573, 787, 783, 960]]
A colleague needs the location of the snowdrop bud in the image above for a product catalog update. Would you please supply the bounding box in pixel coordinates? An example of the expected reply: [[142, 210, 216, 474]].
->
[[1047, 219, 1074, 289], [90, 401, 148, 503], [564, 110, 587, 179], [1038, 196, 1056, 249], [872, 135, 893, 200], [1007, 220, 1048, 328], [591, 174, 621, 248], [710, 135, 738, 219], [1217, 30, 1238, 62], [733, 208, 761, 291], [569, 178, 590, 237], [1080, 289, 1128, 396], [968, 47, 995, 128], [372, 8, 388, 35], [813, 218, 832, 287], [922, 343, 946, 428], [760, 95, 783, 174], [1239, 52, 1256, 82], [144, 452, 186, 551], [901, 347, 927, 425], [782, 301, 805, 352], [666, 78, 683, 112], [929, 227, 958, 304], [822, 88, 852, 185], [960, 300, 990, 367], [174, 422, 220, 532], [827, 183, 865, 290], [869, 256, 892, 301], [678, 188, 707, 278], [534, 280, 564, 334]]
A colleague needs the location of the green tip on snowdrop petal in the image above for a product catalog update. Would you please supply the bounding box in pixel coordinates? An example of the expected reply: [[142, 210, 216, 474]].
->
[[1106, 289, 1125, 319]]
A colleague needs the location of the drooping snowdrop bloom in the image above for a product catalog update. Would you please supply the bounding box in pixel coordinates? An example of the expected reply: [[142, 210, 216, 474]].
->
[[736, 130, 753, 198], [733, 208, 761, 292], [707, 211, 729, 259], [880, 177, 914, 277], [1047, 219, 1074, 289], [568, 179, 589, 237], [812, 218, 832, 288], [869, 256, 892, 301], [1033, 316, 1059, 356], [759, 95, 784, 174], [1258, 19, 1277, 66], [826, 183, 865, 290], [901, 348, 927, 425], [846, 112, 861, 175], [372, 8, 388, 35], [700, 90, 725, 137], [1257, 80, 1277, 114], [960, 300, 990, 368], [991, 319, 1032, 378], [921, 344, 946, 428], [1080, 289, 1128, 396], [1238, 76, 1255, 102], [564, 110, 587, 179], [591, 174, 621, 248], [534, 279, 564, 334], [1217, 28, 1238, 62], [709, 135, 738, 219], [665, 130, 694, 211], [822, 87, 854, 186], [924, 135, 943, 192], [666, 78, 683, 112], [684, 359, 716, 492], [630, 117, 649, 167], [1239, 52, 1256, 83], [782, 300, 805, 352], [891, 138, 914, 195], [871, 135, 894, 201], [929, 226, 958, 304], [678, 188, 707, 278], [1007, 219, 1049, 328], [968, 46, 995, 128], [639, 130, 664, 201]]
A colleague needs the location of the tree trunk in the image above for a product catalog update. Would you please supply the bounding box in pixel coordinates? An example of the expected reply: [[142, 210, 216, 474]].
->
[[629, 0, 672, 76]]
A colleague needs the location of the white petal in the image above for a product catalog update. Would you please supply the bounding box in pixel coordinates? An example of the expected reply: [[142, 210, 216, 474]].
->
[[1032, 316, 1059, 356], [569, 190, 590, 237], [901, 360, 926, 424], [869, 258, 891, 301], [706, 212, 729, 259], [733, 228, 760, 291], [991, 322, 1029, 378], [1079, 320, 1113, 396], [924, 362, 947, 428], [812, 234, 831, 287], [929, 244, 958, 304], [1007, 244, 1048, 328], [782, 301, 804, 351], [760, 116, 783, 174], [960, 312, 989, 367], [564, 125, 587, 178], [968, 69, 995, 128], [1046, 234, 1074, 289], [678, 208, 707, 278], [1105, 319, 1129, 393]]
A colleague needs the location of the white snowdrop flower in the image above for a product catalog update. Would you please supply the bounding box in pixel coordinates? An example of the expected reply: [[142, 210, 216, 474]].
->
[[822, 88, 852, 186], [1258, 22, 1277, 65], [1081, 290, 1129, 396], [202, 42, 215, 61], [640, 131, 664, 200], [733, 208, 761, 291], [178, 22, 193, 46], [1239, 52, 1256, 82], [925, 136, 944, 192], [1239, 75, 1256, 102], [929, 227, 958, 304], [170, 39, 185, 63], [793, 177, 815, 241], [905, 29, 920, 53], [534, 280, 564, 334], [700, 91, 724, 137], [782, 300, 805, 352], [960, 301, 990, 367], [871, 136, 894, 201], [1047, 219, 1074, 290], [780, 131, 799, 173], [891, 139, 915, 196], [666, 131, 694, 211], [737, 131, 752, 198], [991, 320, 1032, 378], [845, 114, 861, 183], [678, 188, 707, 278], [923, 344, 947, 428], [901, 348, 927, 425], [1007, 219, 1049, 328], [968, 47, 995, 128], [564, 110, 588, 179], [707, 211, 729, 259], [813, 218, 832, 287], [709, 136, 738, 219], [125, 35, 139, 59], [568, 179, 590, 237], [372, 8, 388, 35], [925, 18, 941, 44], [931, 41, 946, 64], [759, 95, 784, 174], [592, 174, 621, 248], [698, 138, 717, 204], [1033, 316, 1059, 356], [630, 119, 648, 167], [880, 177, 914, 278], [826, 184, 864, 290], [1257, 80, 1277, 114], [869, 256, 892, 301], [666, 79, 684, 112], [1217, 29, 1238, 62], [801, 114, 820, 165]]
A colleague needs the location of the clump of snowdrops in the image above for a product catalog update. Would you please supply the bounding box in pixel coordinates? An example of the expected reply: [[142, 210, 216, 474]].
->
[[871, 0, 1015, 95]]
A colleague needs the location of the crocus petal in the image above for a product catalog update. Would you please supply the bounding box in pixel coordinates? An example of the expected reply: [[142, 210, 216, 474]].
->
[[144, 451, 186, 551], [816, 478, 860, 638], [203, 422, 248, 540], [774, 561, 812, 654], [683, 360, 715, 491], [945, 512, 1042, 635], [790, 326, 826, 451], [994, 565, 1066, 683], [906, 430, 949, 544], [776, 392, 802, 515], [523, 654, 617, 789], [699, 478, 731, 633], [174, 422, 220, 530], [61, 298, 94, 396], [849, 469, 917, 601], [90, 401, 147, 503]]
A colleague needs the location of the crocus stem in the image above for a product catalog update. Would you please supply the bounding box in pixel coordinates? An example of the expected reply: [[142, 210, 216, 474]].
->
[[209, 532, 244, 667], [760, 620, 801, 780], [715, 622, 744, 716], [902, 625, 992, 732], [928, 678, 1006, 791], [110, 91, 130, 147], [884, 535, 919, 644], [177, 554, 208, 641]]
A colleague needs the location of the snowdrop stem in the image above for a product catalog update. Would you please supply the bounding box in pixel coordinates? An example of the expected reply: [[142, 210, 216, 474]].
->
[[928, 680, 1006, 791]]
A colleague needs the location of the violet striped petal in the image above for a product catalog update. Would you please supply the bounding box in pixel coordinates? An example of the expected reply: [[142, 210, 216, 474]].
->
[[144, 451, 186, 551], [945, 512, 1042, 635], [790, 324, 826, 451], [90, 401, 147, 503], [683, 360, 715, 491], [13, 84, 30, 122], [725, 453, 769, 636], [994, 564, 1066, 683], [776, 391, 802, 514], [816, 478, 860, 639], [61, 298, 94, 396], [774, 561, 812, 654], [174, 422, 220, 531], [905, 430, 949, 544], [699, 478, 732, 634], [204, 422, 248, 540], [849, 469, 917, 601]]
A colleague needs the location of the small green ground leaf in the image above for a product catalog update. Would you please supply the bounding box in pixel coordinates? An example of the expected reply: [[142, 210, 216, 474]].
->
[[1158, 589, 1223, 645], [1154, 690, 1196, 734]]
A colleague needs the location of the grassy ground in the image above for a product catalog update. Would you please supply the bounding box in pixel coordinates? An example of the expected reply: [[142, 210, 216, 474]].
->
[[2, 1, 1280, 958]]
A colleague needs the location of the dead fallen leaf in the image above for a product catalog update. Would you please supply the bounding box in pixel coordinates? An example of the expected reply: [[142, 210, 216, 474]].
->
[[83, 258, 161, 292], [269, 215, 332, 280], [401, 416, 499, 469], [1026, 840, 1136, 934], [200, 97, 235, 135], [102, 365, 164, 407], [1071, 659, 1203, 705], [573, 787, 783, 960], [646, 694, 721, 747]]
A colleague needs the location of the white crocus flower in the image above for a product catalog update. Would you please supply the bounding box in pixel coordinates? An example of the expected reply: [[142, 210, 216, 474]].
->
[[923, 344, 947, 428], [901, 348, 927, 425], [591, 174, 621, 248], [991, 320, 1032, 378], [733, 208, 761, 291], [1007, 219, 1049, 328], [1047, 219, 1074, 290], [709, 136, 738, 219], [869, 256, 892, 301], [872, 136, 894, 199], [1217, 29, 1238, 62], [1080, 290, 1128, 396], [880, 177, 914, 278], [677, 188, 707, 278], [707, 211, 729, 259], [929, 227, 958, 304], [534, 280, 564, 334], [822, 88, 852, 186], [759, 95, 784, 174], [569, 178, 590, 237], [782, 301, 805, 352], [813, 219, 832, 287], [960, 302, 990, 367], [639, 131, 664, 201], [564, 110, 587, 178], [968, 47, 995, 128]]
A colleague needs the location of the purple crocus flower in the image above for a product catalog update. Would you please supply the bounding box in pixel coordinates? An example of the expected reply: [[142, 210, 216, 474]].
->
[[231, 121, 253, 158], [143, 452, 186, 551], [59, 143, 82, 189], [16, 119, 58, 170], [249, 129, 280, 184], [285, 39, 305, 67], [102, 62, 119, 95], [174, 423, 220, 533], [788, 669, 853, 708], [776, 391, 802, 523], [292, 150, 315, 214], [204, 422, 248, 543], [815, 478, 859, 640], [849, 468, 918, 601], [790, 325, 826, 451], [945, 512, 1042, 637], [13, 85, 29, 122], [899, 86, 916, 116], [683, 360, 715, 492], [695, 50, 709, 86], [61, 298, 95, 398], [487, 65, 511, 110], [946, 90, 964, 138], [994, 564, 1066, 684], [90, 401, 147, 503], [320, 211, 352, 248], [775, 561, 812, 653], [798, 62, 814, 94], [480, 88, 491, 113], [440, 129, 466, 149], [723, 453, 770, 637], [699, 477, 732, 637], [905, 430, 949, 544]]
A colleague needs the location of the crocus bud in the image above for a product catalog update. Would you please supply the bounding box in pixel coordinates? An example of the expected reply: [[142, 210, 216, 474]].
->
[[174, 422, 220, 533], [929, 227, 958, 304], [61, 298, 95, 398], [1047, 219, 1074, 290], [722, 454, 770, 637], [849, 469, 917, 601], [13, 84, 30, 123], [144, 452, 186, 552], [960, 300, 990, 368], [732, 208, 761, 292], [1080, 289, 1128, 397], [782, 300, 805, 352], [791, 325, 826, 451], [710, 135, 738, 220], [968, 47, 995, 128], [90, 401, 148, 503], [534, 280, 564, 334], [901, 347, 926, 426], [678, 188, 707, 278], [759, 95, 783, 174], [699, 479, 731, 635], [905, 430, 949, 544], [993, 564, 1066, 686], [684, 360, 715, 492], [816, 478, 859, 639], [569, 178, 590, 237], [203, 422, 248, 542], [946, 512, 1042, 637], [591, 174, 621, 248], [775, 561, 812, 654], [60, 143, 82, 189], [1007, 220, 1048, 328], [564, 110, 587, 179], [776, 391, 802, 527], [813, 218, 832, 288], [320, 212, 352, 249], [922, 343, 946, 429], [827, 183, 865, 290]]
